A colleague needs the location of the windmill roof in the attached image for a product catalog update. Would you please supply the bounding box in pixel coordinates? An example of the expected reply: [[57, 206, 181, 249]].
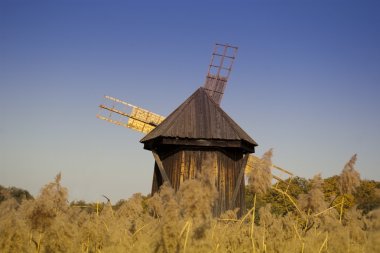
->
[[140, 87, 257, 151]]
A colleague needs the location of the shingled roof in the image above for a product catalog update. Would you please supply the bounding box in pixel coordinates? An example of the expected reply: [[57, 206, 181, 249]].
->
[[140, 87, 257, 152]]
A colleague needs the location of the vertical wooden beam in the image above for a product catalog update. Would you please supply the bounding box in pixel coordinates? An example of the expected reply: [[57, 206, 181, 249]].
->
[[152, 151, 172, 188], [230, 154, 249, 209]]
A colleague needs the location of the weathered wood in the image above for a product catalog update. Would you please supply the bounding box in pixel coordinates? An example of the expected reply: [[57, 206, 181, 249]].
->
[[151, 165, 163, 194], [230, 154, 249, 210], [152, 151, 172, 187], [150, 148, 247, 216]]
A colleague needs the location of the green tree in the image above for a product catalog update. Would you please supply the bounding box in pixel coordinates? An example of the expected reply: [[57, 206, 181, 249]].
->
[[323, 175, 340, 204], [354, 180, 380, 214], [246, 176, 310, 216], [0, 185, 33, 204]]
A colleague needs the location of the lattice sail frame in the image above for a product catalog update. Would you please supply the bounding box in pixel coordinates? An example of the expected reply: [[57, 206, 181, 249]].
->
[[97, 95, 165, 134], [203, 43, 238, 105]]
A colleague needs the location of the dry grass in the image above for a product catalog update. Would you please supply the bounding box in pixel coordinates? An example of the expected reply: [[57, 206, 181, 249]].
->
[[340, 154, 361, 195], [247, 149, 273, 195], [0, 155, 379, 252]]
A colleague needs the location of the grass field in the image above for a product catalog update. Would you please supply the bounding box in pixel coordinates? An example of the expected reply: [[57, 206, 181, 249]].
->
[[1, 154, 379, 252]]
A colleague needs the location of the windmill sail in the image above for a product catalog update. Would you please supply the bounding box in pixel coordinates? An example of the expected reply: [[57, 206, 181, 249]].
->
[[97, 95, 165, 134], [203, 43, 238, 105]]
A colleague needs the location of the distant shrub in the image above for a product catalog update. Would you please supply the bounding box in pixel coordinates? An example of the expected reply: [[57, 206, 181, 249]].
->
[[0, 185, 33, 204]]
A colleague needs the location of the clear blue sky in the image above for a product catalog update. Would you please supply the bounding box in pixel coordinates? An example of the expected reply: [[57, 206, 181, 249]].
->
[[1, 0, 379, 202]]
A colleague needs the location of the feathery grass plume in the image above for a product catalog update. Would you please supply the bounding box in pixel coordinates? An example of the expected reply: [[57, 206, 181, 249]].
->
[[24, 173, 68, 233], [77, 210, 110, 252], [177, 164, 217, 252], [115, 193, 145, 215], [154, 183, 181, 253], [0, 197, 19, 217], [116, 193, 146, 234], [258, 204, 274, 227], [178, 179, 214, 239], [0, 199, 29, 252], [298, 174, 327, 213], [21, 173, 77, 252], [247, 149, 273, 195], [177, 157, 217, 252], [340, 154, 360, 195], [245, 149, 273, 249], [344, 208, 367, 244], [365, 208, 380, 252], [179, 156, 217, 224], [41, 213, 77, 252]]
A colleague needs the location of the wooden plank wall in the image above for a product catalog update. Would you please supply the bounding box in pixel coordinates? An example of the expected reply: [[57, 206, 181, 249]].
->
[[151, 148, 246, 217]]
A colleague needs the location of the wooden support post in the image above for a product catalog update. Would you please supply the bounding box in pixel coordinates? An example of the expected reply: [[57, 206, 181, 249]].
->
[[152, 151, 172, 188], [230, 154, 249, 209]]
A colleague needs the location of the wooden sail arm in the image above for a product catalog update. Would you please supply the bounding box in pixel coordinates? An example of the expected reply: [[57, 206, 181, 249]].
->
[[96, 114, 156, 134], [99, 104, 159, 127], [272, 164, 293, 176], [96, 115, 129, 128], [104, 96, 164, 122]]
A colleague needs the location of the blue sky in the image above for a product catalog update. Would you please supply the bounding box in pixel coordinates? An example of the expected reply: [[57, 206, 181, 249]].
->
[[1, 0, 379, 202]]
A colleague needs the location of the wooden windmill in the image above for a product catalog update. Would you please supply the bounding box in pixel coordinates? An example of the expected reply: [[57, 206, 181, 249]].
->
[[97, 43, 293, 216]]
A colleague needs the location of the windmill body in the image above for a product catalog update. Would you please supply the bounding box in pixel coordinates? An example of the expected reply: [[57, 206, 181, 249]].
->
[[141, 87, 257, 216]]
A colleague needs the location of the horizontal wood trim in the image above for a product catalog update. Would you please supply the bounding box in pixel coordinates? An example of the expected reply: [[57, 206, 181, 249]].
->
[[143, 138, 256, 153]]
